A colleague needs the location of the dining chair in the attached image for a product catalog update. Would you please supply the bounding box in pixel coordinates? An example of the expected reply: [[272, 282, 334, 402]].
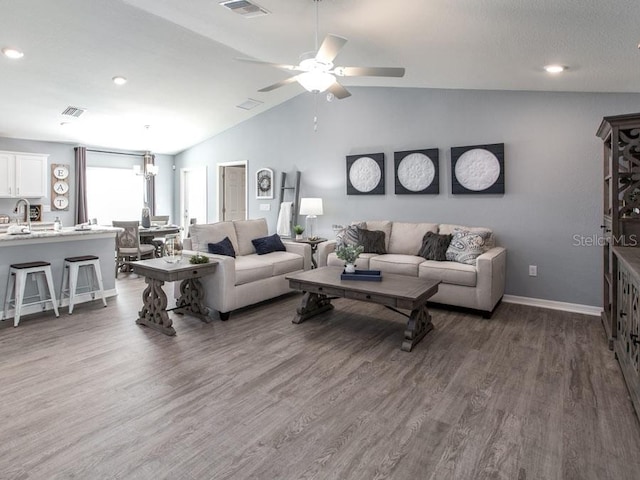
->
[[149, 215, 171, 255], [112, 221, 155, 277], [187, 217, 197, 238]]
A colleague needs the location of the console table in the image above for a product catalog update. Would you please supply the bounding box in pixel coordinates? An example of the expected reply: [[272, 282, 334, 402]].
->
[[131, 257, 217, 336]]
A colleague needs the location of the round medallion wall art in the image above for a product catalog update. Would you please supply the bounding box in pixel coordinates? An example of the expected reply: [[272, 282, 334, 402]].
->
[[346, 153, 385, 195], [394, 149, 439, 194], [451, 143, 504, 194]]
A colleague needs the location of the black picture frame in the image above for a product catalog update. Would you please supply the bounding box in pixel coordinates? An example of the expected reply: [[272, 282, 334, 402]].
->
[[346, 153, 385, 195], [394, 148, 439, 194], [451, 143, 505, 194]]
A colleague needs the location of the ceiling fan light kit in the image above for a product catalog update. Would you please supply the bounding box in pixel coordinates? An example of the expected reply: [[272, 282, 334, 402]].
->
[[297, 71, 335, 93]]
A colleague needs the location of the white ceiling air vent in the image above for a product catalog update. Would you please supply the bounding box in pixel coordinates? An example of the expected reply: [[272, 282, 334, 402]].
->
[[236, 98, 263, 110], [61, 106, 86, 118], [219, 0, 269, 18]]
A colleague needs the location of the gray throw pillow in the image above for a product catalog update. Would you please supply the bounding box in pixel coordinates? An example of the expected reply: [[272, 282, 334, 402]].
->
[[445, 229, 491, 265], [418, 232, 452, 261], [358, 228, 386, 254], [336, 222, 366, 248]]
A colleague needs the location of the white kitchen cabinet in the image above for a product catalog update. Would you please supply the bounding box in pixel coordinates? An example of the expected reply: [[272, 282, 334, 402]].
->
[[0, 151, 48, 198]]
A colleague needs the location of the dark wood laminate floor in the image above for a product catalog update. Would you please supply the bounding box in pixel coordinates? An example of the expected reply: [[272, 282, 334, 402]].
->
[[1, 275, 639, 480]]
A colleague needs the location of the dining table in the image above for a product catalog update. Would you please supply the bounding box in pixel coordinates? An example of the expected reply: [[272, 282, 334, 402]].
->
[[139, 224, 182, 239], [139, 225, 182, 256]]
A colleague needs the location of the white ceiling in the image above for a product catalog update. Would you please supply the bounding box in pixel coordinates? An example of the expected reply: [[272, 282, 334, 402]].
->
[[1, 0, 639, 154]]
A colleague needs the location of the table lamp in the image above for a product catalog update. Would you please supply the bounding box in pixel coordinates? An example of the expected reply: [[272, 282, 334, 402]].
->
[[299, 198, 323, 240]]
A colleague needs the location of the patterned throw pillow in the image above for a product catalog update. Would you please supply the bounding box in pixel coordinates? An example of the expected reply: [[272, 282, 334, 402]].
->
[[418, 232, 452, 261], [336, 222, 366, 248], [445, 229, 491, 265], [357, 228, 386, 254]]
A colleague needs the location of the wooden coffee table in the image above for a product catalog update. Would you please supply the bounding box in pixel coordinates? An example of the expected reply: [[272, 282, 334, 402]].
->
[[130, 257, 218, 336], [286, 266, 440, 352]]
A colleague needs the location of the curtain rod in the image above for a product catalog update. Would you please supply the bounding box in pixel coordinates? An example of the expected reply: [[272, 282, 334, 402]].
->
[[85, 148, 145, 158]]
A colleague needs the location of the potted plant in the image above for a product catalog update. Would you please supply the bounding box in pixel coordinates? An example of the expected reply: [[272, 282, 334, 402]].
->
[[293, 224, 305, 240], [335, 244, 364, 273]]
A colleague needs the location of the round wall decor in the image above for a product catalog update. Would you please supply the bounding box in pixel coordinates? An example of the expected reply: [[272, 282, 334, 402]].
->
[[451, 143, 504, 194], [51, 164, 70, 211], [346, 153, 385, 195], [394, 149, 439, 194]]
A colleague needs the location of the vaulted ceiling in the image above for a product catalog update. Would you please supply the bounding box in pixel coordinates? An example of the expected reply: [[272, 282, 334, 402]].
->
[[1, 0, 639, 154]]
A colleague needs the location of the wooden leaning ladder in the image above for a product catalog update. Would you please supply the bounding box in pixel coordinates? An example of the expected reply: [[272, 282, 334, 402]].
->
[[278, 171, 301, 238]]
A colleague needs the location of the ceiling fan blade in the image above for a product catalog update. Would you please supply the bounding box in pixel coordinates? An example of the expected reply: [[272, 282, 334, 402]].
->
[[335, 66, 406, 78], [258, 76, 299, 92], [236, 57, 300, 72], [328, 82, 351, 100], [315, 34, 347, 64]]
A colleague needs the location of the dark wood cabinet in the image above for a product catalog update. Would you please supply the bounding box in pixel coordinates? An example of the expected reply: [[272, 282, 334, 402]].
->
[[596, 113, 640, 348], [612, 247, 640, 416]]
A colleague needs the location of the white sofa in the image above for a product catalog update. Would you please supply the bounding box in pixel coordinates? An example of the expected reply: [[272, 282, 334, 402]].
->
[[182, 218, 311, 320], [317, 221, 506, 317]]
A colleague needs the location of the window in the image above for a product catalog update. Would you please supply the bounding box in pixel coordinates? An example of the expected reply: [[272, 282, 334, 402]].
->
[[86, 166, 144, 225]]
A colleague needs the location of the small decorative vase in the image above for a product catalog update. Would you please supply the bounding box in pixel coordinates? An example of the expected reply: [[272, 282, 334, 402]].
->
[[163, 233, 183, 263], [141, 205, 151, 228], [295, 234, 303, 240], [345, 263, 356, 273]]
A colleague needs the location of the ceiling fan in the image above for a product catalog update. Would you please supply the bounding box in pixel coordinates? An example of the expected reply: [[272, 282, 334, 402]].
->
[[237, 0, 405, 100]]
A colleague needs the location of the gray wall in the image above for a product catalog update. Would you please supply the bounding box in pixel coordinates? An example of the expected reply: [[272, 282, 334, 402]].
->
[[0, 137, 175, 225], [174, 86, 640, 307]]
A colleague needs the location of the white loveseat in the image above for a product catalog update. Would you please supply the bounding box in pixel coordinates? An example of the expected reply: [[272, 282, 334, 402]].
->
[[182, 218, 311, 320], [317, 221, 506, 317]]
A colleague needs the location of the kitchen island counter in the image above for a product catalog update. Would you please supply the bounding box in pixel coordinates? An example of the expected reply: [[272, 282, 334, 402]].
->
[[0, 226, 121, 320]]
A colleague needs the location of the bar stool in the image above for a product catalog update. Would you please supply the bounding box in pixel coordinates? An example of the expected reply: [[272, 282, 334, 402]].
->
[[2, 261, 60, 327], [61, 255, 107, 314]]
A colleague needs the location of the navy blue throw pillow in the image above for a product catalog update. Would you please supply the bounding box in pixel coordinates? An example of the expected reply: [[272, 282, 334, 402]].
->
[[207, 236, 236, 258], [252, 234, 286, 255]]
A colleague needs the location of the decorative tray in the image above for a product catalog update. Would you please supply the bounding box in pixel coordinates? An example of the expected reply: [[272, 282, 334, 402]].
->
[[341, 269, 382, 282]]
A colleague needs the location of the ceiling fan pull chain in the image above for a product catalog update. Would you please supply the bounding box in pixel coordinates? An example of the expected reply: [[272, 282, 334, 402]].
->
[[313, 93, 319, 132]]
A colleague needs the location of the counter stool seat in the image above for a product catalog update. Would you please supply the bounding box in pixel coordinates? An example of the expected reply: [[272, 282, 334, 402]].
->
[[61, 255, 107, 314], [2, 261, 60, 327]]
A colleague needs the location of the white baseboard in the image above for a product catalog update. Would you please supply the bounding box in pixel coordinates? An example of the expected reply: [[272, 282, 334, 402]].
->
[[502, 294, 602, 317], [1, 288, 118, 320]]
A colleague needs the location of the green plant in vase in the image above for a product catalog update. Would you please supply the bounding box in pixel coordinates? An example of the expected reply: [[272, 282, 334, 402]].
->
[[335, 244, 364, 273], [189, 253, 210, 264], [293, 224, 305, 239]]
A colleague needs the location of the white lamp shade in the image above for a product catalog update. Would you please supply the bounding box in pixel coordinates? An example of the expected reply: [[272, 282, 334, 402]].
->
[[299, 197, 323, 216]]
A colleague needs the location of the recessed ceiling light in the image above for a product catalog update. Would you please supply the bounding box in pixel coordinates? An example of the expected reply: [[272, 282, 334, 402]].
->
[[2, 47, 24, 59], [112, 76, 127, 85], [544, 64, 566, 74]]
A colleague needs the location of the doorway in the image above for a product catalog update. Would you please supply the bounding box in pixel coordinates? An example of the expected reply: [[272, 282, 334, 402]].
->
[[179, 166, 207, 234], [217, 161, 247, 221]]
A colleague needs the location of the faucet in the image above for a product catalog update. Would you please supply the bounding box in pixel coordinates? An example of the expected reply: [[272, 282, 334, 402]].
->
[[13, 198, 31, 232]]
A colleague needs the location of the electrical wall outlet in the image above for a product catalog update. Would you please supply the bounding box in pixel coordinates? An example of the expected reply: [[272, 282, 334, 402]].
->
[[259, 203, 270, 211], [529, 265, 538, 277]]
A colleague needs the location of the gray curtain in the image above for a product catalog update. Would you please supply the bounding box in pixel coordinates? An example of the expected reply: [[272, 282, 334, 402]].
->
[[74, 146, 88, 224]]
